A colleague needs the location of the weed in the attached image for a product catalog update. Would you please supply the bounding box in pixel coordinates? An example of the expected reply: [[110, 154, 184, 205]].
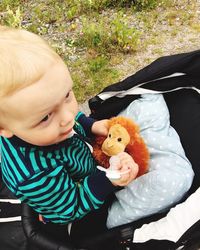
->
[[1, 6, 23, 28], [76, 13, 141, 55], [87, 56, 108, 73], [0, 0, 21, 11], [64, 0, 160, 18], [110, 12, 141, 52], [132, 0, 158, 10]]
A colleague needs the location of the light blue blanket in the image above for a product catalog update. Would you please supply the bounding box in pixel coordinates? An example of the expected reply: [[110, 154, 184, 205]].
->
[[107, 94, 194, 228]]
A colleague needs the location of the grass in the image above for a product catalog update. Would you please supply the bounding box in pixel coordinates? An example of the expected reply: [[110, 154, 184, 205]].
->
[[75, 13, 141, 54], [0, 0, 199, 103]]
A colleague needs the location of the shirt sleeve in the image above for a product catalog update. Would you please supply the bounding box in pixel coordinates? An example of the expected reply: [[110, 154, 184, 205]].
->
[[16, 162, 116, 224], [75, 111, 96, 137]]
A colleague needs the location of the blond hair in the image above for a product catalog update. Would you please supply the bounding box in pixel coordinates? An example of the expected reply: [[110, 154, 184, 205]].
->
[[0, 26, 62, 97]]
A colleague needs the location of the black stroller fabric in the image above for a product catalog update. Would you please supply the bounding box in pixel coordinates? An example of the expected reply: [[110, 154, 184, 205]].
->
[[0, 174, 29, 250], [1, 50, 200, 250]]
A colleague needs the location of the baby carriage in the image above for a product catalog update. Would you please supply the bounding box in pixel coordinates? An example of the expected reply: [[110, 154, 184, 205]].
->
[[1, 49, 200, 250]]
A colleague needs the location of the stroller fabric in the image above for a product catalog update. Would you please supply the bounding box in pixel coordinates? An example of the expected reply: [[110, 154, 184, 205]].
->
[[0, 174, 28, 250]]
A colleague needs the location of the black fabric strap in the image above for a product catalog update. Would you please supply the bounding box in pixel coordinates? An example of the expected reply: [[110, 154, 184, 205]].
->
[[0, 171, 22, 220], [0, 202, 21, 219]]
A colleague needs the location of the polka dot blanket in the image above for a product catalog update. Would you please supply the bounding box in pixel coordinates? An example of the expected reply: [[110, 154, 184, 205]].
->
[[107, 93, 194, 228]]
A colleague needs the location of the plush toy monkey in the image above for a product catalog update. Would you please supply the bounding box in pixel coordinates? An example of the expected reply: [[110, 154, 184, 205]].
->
[[92, 116, 149, 177]]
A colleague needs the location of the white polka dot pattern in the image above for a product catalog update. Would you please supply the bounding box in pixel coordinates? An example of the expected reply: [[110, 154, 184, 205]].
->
[[107, 94, 194, 228]]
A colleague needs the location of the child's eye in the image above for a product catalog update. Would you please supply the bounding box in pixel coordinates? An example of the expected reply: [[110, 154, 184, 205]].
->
[[65, 90, 71, 99], [41, 113, 51, 123]]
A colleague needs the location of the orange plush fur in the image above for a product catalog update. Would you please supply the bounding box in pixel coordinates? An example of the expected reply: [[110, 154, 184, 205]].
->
[[92, 116, 150, 177]]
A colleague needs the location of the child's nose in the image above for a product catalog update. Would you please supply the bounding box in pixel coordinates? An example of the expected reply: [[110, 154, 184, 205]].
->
[[60, 120, 68, 127], [59, 106, 73, 127], [60, 115, 73, 127]]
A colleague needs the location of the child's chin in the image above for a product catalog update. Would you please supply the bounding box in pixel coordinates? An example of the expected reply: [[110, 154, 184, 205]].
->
[[58, 132, 71, 142]]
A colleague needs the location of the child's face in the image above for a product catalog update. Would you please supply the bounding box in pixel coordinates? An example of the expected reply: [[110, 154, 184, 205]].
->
[[0, 61, 78, 146]]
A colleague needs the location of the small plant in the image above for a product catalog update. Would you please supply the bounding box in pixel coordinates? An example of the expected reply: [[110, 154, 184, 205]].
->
[[132, 0, 158, 10], [75, 18, 108, 53], [110, 12, 141, 52], [76, 14, 141, 54], [64, 0, 160, 17], [1, 6, 23, 28], [0, 0, 21, 11], [66, 6, 79, 20], [87, 56, 108, 73]]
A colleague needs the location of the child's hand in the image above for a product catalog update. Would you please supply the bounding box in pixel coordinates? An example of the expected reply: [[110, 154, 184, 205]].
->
[[91, 119, 109, 136], [110, 152, 139, 187]]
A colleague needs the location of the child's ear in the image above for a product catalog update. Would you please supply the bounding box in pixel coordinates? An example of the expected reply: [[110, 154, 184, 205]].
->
[[0, 128, 13, 138]]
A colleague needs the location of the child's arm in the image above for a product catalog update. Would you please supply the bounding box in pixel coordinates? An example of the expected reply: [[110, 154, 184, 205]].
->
[[76, 111, 108, 137], [91, 119, 109, 136], [17, 166, 117, 224], [16, 153, 136, 224]]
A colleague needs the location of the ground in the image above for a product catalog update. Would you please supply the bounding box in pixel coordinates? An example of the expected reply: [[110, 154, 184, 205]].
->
[[79, 0, 200, 114], [1, 0, 200, 108]]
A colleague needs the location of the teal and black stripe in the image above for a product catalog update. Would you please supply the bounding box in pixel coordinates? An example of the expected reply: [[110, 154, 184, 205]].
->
[[0, 113, 115, 224], [0, 114, 114, 224]]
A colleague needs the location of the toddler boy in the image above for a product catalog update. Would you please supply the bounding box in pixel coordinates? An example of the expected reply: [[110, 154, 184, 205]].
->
[[0, 26, 138, 226]]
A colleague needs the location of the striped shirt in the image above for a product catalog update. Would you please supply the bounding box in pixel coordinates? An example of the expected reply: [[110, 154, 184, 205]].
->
[[0, 112, 115, 224]]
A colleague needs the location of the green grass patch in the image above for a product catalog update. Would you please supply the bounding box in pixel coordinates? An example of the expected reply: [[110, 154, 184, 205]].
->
[[75, 13, 141, 54], [71, 56, 119, 102]]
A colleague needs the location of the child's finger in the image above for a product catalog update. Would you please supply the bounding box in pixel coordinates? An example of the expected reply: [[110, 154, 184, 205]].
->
[[116, 172, 131, 186]]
